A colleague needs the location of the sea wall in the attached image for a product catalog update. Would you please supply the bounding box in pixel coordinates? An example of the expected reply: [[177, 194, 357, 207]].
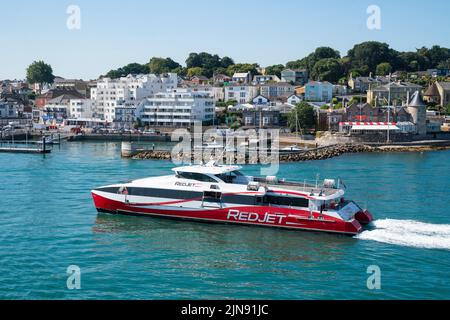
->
[[129, 143, 450, 163]]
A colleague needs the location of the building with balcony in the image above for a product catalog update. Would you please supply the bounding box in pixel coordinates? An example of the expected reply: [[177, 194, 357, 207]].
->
[[137, 89, 215, 127]]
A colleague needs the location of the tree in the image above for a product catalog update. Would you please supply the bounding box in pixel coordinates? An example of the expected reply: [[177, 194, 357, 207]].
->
[[105, 63, 149, 78], [347, 41, 398, 75], [186, 52, 234, 78], [26, 61, 55, 92], [288, 102, 315, 132], [226, 63, 260, 77], [287, 47, 340, 72], [187, 67, 205, 78], [446, 104, 450, 115], [376, 62, 392, 76], [148, 57, 181, 74], [311, 58, 343, 82], [264, 64, 285, 78]]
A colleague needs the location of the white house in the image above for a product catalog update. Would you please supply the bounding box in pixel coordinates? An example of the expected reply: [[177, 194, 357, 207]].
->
[[252, 95, 270, 106], [69, 99, 95, 119], [232, 72, 252, 84], [287, 94, 303, 106], [259, 82, 295, 99], [224, 85, 259, 104], [253, 75, 281, 85], [91, 73, 178, 122], [137, 89, 215, 127]]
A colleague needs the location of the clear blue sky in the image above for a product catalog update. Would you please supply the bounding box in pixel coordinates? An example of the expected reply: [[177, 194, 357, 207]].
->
[[1, 0, 449, 80]]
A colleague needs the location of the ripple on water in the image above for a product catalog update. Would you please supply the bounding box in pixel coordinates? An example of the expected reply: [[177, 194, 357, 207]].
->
[[1, 144, 450, 299]]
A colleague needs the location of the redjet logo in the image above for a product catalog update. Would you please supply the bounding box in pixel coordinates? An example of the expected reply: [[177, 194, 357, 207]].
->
[[227, 209, 285, 224]]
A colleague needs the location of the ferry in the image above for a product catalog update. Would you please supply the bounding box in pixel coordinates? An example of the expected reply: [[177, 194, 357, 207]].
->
[[91, 162, 373, 235]]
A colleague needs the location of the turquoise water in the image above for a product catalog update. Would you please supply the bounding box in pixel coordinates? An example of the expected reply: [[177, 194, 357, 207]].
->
[[0, 142, 449, 299]]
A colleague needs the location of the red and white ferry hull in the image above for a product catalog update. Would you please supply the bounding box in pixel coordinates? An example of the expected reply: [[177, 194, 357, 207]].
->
[[92, 191, 366, 236]]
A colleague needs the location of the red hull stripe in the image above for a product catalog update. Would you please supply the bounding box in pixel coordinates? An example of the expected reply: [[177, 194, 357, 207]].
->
[[92, 192, 362, 235]]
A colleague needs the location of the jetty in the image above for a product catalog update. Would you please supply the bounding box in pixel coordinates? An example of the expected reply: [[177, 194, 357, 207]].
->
[[0, 146, 51, 154], [0, 136, 53, 154]]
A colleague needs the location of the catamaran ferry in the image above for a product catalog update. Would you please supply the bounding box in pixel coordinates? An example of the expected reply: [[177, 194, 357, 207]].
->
[[92, 162, 373, 235]]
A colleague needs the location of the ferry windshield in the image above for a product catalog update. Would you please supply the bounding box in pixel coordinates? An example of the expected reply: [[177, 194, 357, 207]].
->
[[177, 172, 218, 183], [215, 171, 248, 184]]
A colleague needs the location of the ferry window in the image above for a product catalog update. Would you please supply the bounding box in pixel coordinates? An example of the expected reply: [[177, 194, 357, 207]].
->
[[178, 172, 217, 183], [216, 171, 243, 183], [203, 191, 222, 200], [264, 195, 308, 208]]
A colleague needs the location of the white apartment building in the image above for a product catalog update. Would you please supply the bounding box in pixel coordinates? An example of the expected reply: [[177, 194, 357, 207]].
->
[[69, 99, 95, 119], [224, 85, 259, 104], [186, 86, 225, 102], [91, 73, 178, 122], [137, 89, 215, 127]]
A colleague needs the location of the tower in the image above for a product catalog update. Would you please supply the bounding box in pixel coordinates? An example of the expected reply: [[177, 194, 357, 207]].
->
[[407, 90, 427, 137]]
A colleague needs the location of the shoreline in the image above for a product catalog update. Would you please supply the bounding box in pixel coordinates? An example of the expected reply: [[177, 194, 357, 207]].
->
[[129, 142, 450, 162]]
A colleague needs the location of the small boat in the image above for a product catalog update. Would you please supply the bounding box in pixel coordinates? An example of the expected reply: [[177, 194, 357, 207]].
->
[[36, 137, 59, 145], [92, 162, 373, 235], [194, 142, 224, 151], [280, 145, 303, 152]]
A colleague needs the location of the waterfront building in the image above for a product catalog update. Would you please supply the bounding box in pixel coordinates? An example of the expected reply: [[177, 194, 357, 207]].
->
[[252, 95, 270, 106], [316, 108, 345, 132], [114, 103, 137, 129], [435, 82, 450, 108], [224, 85, 259, 104], [287, 94, 303, 106], [304, 81, 333, 102], [347, 74, 390, 93], [333, 84, 348, 96], [0, 100, 20, 118], [42, 94, 84, 122], [259, 82, 295, 100], [281, 69, 308, 85], [182, 85, 225, 102], [190, 75, 209, 85], [252, 75, 281, 85], [137, 89, 215, 127], [35, 88, 84, 108], [242, 108, 281, 128], [213, 74, 231, 85], [91, 73, 178, 122], [69, 99, 95, 119], [52, 78, 89, 97], [232, 72, 252, 84], [366, 82, 422, 105], [407, 91, 427, 137], [423, 83, 441, 105]]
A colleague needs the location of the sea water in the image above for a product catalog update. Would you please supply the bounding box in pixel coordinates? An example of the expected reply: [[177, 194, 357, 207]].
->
[[0, 142, 449, 299]]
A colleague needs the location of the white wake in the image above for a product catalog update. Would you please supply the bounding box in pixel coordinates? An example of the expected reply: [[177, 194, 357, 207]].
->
[[356, 219, 450, 250]]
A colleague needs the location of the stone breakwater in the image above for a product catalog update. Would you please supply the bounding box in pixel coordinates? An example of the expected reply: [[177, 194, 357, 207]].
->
[[130, 144, 450, 162]]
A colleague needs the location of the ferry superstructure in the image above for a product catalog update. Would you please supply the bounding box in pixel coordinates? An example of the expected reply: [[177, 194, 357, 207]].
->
[[92, 162, 373, 235]]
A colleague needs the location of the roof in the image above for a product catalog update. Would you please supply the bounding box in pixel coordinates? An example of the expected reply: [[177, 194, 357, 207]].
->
[[172, 164, 242, 175], [233, 72, 250, 78], [351, 124, 400, 131], [437, 82, 450, 90], [424, 83, 440, 96], [408, 91, 426, 107], [192, 75, 209, 81]]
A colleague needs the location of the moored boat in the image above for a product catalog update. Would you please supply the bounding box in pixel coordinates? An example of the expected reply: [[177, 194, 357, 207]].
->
[[92, 162, 373, 235]]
